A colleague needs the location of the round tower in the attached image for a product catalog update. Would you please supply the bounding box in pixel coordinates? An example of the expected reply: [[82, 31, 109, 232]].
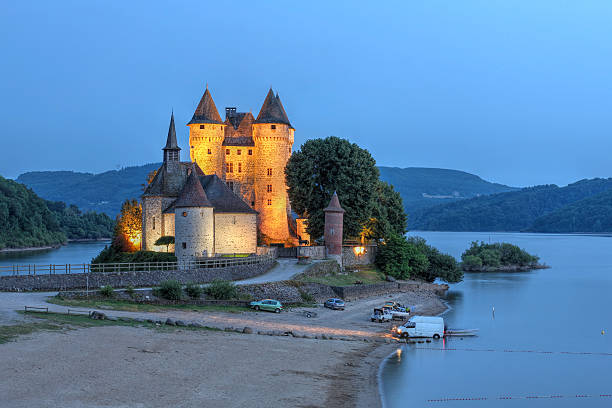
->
[[324, 192, 345, 267], [174, 171, 215, 269], [188, 86, 225, 177], [252, 89, 295, 244]]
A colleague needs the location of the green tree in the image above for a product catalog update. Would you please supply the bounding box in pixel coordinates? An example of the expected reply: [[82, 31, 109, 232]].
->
[[154, 236, 175, 252], [113, 199, 142, 252], [375, 233, 427, 279], [285, 136, 405, 240], [407, 236, 462, 283]]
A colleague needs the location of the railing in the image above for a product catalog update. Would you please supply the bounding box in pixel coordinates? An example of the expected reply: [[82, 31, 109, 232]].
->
[[0, 254, 273, 276]]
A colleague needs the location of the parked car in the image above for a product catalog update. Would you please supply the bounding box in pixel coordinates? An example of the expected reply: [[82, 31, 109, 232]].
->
[[383, 301, 409, 313], [371, 308, 393, 323], [250, 299, 283, 313], [382, 305, 410, 320], [324, 298, 345, 310], [396, 315, 445, 339]]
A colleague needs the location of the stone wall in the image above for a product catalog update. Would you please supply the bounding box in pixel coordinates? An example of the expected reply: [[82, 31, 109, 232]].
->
[[175, 207, 215, 267], [0, 259, 276, 292], [237, 281, 337, 303], [256, 246, 278, 258], [214, 213, 257, 254], [297, 246, 326, 259], [189, 123, 225, 177], [331, 281, 448, 301], [342, 244, 377, 267]]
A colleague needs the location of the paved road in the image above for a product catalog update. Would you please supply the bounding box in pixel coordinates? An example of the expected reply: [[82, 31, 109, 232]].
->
[[0, 258, 314, 325]]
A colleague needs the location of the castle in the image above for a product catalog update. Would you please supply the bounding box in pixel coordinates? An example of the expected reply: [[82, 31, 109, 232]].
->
[[141, 87, 297, 260]]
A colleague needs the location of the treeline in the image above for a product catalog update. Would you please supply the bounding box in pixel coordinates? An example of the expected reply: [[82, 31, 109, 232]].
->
[[410, 178, 612, 232], [0, 175, 114, 250]]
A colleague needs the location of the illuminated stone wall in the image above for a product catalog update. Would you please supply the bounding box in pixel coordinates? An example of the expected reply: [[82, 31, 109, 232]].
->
[[214, 213, 257, 254], [188, 123, 225, 177], [142, 196, 162, 251], [174, 207, 215, 268]]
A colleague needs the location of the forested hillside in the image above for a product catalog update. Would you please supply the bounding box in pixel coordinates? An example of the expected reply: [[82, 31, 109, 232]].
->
[[17, 163, 160, 215], [411, 178, 612, 232], [0, 176, 114, 250]]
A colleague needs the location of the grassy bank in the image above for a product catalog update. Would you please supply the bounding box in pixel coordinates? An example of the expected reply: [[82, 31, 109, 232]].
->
[[298, 266, 385, 286], [47, 297, 250, 313]]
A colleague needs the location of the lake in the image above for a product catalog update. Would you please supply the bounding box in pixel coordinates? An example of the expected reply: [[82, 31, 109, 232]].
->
[[0, 241, 110, 275], [381, 232, 612, 408]]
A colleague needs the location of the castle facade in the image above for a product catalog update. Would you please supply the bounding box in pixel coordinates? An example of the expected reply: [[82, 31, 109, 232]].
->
[[187, 87, 295, 244]]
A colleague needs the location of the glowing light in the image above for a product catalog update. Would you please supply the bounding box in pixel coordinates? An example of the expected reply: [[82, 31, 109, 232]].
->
[[353, 246, 366, 256]]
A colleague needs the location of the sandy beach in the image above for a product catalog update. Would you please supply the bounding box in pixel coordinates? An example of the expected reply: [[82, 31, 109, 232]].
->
[[0, 290, 447, 407]]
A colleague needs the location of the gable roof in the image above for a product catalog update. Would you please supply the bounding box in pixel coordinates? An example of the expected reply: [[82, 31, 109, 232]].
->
[[199, 175, 257, 214], [174, 170, 213, 208], [163, 112, 180, 150], [255, 88, 292, 126], [188, 87, 223, 125]]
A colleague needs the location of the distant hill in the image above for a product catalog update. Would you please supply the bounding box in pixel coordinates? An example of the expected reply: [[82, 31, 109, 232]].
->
[[17, 163, 161, 216], [378, 167, 518, 214], [18, 164, 517, 218], [527, 189, 612, 233], [411, 178, 612, 232]]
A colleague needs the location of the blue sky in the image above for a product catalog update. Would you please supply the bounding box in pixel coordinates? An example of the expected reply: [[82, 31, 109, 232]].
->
[[1, 1, 611, 187]]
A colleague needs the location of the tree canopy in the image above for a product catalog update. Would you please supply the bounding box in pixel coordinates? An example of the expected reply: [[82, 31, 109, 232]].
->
[[285, 137, 406, 240], [112, 199, 142, 252]]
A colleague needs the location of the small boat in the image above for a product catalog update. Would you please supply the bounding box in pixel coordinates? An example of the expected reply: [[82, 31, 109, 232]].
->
[[444, 328, 479, 336]]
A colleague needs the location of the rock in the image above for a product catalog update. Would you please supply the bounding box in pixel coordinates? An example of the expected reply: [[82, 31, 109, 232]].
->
[[242, 327, 253, 334], [118, 317, 131, 322], [175, 320, 186, 327], [146, 319, 155, 323], [89, 311, 106, 320], [224, 327, 234, 332], [106, 316, 118, 321], [165, 318, 176, 326], [191, 322, 204, 328], [320, 334, 327, 340], [385, 275, 396, 282]]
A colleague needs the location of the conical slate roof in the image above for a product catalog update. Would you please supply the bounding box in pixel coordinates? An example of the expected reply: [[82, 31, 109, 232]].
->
[[174, 170, 212, 208], [163, 112, 180, 150], [323, 191, 345, 213], [188, 87, 223, 124], [255, 88, 291, 126]]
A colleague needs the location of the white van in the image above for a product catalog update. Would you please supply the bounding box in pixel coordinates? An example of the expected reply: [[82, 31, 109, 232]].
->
[[396, 315, 444, 339]]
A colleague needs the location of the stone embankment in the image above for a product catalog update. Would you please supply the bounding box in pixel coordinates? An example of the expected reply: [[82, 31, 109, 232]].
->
[[0, 259, 276, 292]]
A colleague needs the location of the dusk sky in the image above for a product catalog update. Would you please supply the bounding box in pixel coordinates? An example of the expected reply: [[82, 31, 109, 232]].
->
[[1, 1, 611, 187]]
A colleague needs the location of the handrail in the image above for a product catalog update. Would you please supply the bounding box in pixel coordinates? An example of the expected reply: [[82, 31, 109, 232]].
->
[[0, 254, 272, 276]]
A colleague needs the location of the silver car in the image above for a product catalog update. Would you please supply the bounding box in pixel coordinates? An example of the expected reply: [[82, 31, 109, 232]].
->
[[324, 298, 345, 310]]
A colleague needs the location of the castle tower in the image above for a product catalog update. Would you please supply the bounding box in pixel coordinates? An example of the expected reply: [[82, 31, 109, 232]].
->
[[324, 192, 345, 266], [174, 169, 215, 268], [252, 89, 295, 244], [188, 86, 225, 177]]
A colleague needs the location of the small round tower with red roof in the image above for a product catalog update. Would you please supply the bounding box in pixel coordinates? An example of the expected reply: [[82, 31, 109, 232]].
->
[[323, 192, 345, 266]]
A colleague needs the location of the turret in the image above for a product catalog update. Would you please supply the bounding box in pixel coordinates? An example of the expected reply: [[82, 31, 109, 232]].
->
[[188, 86, 225, 177], [252, 88, 295, 244], [174, 169, 215, 268], [324, 192, 345, 266]]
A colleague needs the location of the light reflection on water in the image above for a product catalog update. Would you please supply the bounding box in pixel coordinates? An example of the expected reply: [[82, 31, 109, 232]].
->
[[381, 232, 612, 408]]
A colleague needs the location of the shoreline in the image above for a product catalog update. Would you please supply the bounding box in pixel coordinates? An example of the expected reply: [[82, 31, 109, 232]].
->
[[0, 239, 111, 254]]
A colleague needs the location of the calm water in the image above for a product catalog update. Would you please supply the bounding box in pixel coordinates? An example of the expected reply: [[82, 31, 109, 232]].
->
[[382, 232, 612, 408], [0, 241, 110, 275]]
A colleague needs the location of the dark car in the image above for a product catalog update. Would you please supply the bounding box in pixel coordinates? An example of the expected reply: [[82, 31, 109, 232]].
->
[[324, 298, 345, 310]]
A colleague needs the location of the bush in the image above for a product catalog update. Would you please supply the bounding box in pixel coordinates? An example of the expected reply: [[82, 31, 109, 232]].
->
[[99, 285, 114, 297], [298, 289, 315, 303], [185, 282, 203, 299], [204, 279, 237, 300], [125, 285, 135, 297], [157, 280, 183, 300], [461, 241, 539, 268], [462, 255, 482, 270]]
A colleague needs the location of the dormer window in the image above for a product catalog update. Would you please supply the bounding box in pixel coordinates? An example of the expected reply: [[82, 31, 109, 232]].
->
[[271, 125, 276, 130]]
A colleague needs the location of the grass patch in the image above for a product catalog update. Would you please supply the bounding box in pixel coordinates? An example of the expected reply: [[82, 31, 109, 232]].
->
[[47, 297, 250, 314], [0, 321, 63, 344], [298, 265, 385, 286]]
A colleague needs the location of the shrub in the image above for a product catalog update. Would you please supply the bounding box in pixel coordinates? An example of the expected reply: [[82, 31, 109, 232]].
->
[[298, 289, 315, 303], [204, 279, 237, 300], [461, 255, 483, 270], [157, 280, 183, 300], [185, 282, 203, 299], [99, 285, 114, 297], [125, 285, 135, 297]]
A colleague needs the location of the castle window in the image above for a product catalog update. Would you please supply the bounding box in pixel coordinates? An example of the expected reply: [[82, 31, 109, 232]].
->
[[267, 168, 272, 176], [233, 216, 236, 224], [227, 181, 234, 190], [237, 149, 241, 155], [200, 125, 205, 129], [267, 184, 272, 192], [226, 149, 230, 155], [267, 199, 272, 206], [226, 162, 234, 173], [238, 163, 242, 173], [251, 201, 255, 206], [248, 149, 252, 155], [271, 125, 276, 130], [182, 242, 187, 249], [207, 149, 211, 155], [152, 217, 156, 230]]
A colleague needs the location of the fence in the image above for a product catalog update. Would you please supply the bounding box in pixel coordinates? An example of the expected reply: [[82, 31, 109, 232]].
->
[[0, 254, 273, 276]]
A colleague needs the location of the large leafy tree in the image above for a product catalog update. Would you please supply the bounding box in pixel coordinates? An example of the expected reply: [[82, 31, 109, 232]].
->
[[286, 136, 404, 240], [113, 199, 142, 252]]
